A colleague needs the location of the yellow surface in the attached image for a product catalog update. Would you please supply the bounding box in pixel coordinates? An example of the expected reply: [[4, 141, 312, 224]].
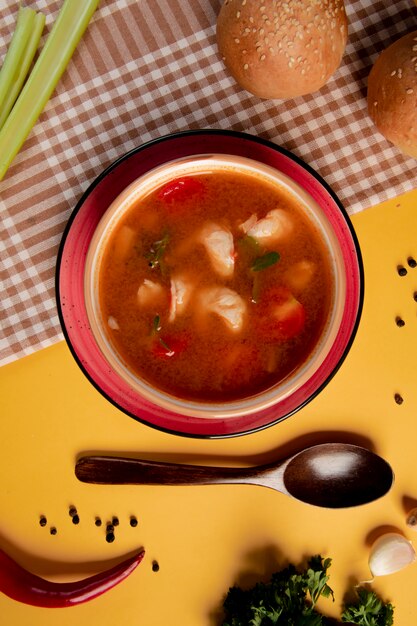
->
[[2, 189, 417, 624]]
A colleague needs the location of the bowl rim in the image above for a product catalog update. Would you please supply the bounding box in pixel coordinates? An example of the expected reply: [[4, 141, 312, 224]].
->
[[84, 153, 348, 418], [56, 129, 364, 439]]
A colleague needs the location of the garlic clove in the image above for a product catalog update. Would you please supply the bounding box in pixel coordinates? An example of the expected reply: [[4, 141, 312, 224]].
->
[[406, 508, 417, 530], [369, 532, 416, 577]]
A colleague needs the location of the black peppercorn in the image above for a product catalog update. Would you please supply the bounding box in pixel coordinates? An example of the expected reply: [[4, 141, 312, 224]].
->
[[95, 517, 102, 527], [395, 316, 405, 327], [397, 265, 407, 276], [68, 506, 77, 518], [129, 516, 138, 527], [407, 257, 417, 268], [39, 515, 47, 527], [106, 532, 115, 543], [112, 516, 119, 527], [394, 393, 404, 405], [50, 527, 57, 535], [72, 514, 80, 525], [152, 560, 160, 572]]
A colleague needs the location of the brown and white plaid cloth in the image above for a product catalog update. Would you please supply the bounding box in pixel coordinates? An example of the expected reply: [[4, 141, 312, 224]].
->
[[1, 0, 416, 365]]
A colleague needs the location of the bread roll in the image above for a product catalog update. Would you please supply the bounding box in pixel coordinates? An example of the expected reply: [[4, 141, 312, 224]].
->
[[367, 31, 417, 159], [216, 0, 348, 100]]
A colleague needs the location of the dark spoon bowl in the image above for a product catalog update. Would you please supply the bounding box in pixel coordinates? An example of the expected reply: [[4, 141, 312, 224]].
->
[[282, 443, 394, 508]]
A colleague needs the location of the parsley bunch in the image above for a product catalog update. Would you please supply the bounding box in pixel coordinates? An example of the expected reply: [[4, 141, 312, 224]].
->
[[221, 556, 394, 626], [222, 555, 333, 626], [341, 589, 394, 626]]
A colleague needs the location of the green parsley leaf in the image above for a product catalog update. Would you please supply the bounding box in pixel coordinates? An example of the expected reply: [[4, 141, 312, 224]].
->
[[145, 232, 170, 271], [251, 251, 280, 272], [152, 314, 161, 335], [238, 234, 260, 255]]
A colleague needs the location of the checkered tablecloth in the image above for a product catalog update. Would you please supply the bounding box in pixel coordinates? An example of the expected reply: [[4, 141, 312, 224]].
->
[[1, 0, 416, 366]]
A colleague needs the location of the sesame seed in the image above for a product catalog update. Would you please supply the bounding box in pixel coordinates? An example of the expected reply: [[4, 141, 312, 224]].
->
[[391, 70, 397, 76], [260, 54, 266, 61], [234, 38, 240, 44], [243, 63, 249, 70], [406, 88, 414, 94]]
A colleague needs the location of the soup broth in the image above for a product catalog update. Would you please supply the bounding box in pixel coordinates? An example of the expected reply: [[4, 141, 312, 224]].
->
[[98, 168, 333, 403]]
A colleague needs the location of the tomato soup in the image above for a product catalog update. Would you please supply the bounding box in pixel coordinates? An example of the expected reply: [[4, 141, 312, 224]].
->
[[95, 163, 334, 404]]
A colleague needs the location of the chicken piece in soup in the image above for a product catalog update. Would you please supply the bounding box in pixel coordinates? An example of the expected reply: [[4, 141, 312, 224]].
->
[[98, 169, 333, 403]]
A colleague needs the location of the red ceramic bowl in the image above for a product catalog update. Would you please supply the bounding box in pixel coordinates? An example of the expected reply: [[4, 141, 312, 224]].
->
[[56, 130, 363, 438]]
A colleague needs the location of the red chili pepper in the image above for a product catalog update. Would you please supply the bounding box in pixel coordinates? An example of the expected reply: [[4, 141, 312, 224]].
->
[[157, 176, 205, 205], [0, 547, 145, 608]]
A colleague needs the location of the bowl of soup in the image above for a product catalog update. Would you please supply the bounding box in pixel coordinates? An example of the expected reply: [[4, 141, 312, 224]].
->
[[57, 130, 363, 437]]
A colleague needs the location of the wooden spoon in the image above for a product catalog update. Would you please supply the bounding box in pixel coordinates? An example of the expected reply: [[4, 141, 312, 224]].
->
[[75, 443, 394, 508]]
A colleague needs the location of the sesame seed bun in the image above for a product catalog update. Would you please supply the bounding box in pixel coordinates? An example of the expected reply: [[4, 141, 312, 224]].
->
[[216, 0, 348, 100], [367, 31, 417, 159]]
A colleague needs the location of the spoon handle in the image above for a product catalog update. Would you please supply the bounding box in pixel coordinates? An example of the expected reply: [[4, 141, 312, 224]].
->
[[75, 455, 274, 487]]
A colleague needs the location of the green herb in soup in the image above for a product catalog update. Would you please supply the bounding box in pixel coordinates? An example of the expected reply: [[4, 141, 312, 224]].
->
[[99, 170, 333, 402]]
